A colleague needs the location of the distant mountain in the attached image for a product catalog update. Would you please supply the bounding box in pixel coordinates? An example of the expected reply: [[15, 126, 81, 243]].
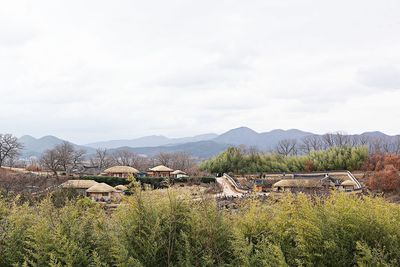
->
[[110, 140, 229, 159], [17, 128, 399, 159], [85, 133, 218, 149], [18, 135, 95, 158], [214, 127, 313, 150]]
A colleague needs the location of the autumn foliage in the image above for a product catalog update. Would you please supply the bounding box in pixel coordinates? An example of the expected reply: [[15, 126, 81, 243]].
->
[[364, 154, 400, 192]]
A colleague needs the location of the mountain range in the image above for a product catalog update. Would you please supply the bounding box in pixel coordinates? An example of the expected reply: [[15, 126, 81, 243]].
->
[[18, 127, 398, 159]]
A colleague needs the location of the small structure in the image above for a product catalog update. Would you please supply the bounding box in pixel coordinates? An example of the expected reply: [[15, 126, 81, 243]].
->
[[115, 185, 128, 191], [341, 180, 357, 192], [272, 177, 335, 194], [86, 183, 119, 202], [148, 165, 173, 177], [171, 170, 187, 178], [60, 180, 98, 195], [103, 166, 139, 178]]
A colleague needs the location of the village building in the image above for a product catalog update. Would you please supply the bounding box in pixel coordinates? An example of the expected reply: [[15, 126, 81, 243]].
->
[[60, 180, 98, 195], [148, 165, 173, 177], [272, 176, 337, 194], [86, 182, 120, 202], [115, 185, 128, 192], [171, 170, 187, 178], [103, 166, 139, 178], [341, 180, 358, 191]]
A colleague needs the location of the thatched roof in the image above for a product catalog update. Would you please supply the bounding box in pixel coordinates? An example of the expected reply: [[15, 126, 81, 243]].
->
[[61, 180, 98, 189], [273, 179, 324, 188], [115, 185, 128, 191], [171, 170, 186, 175], [149, 165, 173, 172], [104, 166, 139, 174], [341, 180, 357, 186], [86, 183, 116, 193]]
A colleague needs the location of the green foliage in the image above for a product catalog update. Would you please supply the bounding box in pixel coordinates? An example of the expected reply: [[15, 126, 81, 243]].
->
[[1, 191, 400, 266], [200, 146, 369, 174]]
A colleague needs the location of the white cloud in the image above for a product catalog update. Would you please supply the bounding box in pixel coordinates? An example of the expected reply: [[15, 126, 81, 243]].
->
[[1, 0, 400, 143]]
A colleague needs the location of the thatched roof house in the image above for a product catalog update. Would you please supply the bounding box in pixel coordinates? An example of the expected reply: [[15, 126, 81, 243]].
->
[[273, 177, 335, 194], [86, 183, 119, 202], [115, 185, 128, 191], [148, 165, 173, 177], [87, 183, 116, 193], [341, 180, 357, 191], [103, 166, 139, 178], [61, 179, 98, 189], [60, 180, 99, 195]]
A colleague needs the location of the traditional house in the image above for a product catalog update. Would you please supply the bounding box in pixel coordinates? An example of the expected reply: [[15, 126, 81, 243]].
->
[[148, 165, 173, 177], [115, 185, 128, 192], [272, 177, 336, 194], [103, 166, 139, 178], [341, 180, 357, 191], [86, 183, 119, 202], [60, 180, 98, 195], [171, 170, 187, 178]]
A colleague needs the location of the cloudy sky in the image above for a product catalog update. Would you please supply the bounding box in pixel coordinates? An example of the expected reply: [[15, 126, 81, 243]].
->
[[1, 0, 400, 144]]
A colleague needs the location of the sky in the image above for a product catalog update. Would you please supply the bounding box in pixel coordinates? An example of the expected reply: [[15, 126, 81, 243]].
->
[[1, 0, 400, 144]]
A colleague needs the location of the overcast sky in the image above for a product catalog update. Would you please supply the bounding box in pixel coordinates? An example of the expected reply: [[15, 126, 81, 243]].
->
[[1, 0, 400, 144]]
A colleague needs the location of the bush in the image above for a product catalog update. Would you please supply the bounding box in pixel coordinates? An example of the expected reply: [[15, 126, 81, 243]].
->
[[1, 192, 400, 266]]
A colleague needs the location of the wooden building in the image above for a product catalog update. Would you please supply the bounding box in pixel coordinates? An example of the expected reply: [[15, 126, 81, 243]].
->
[[60, 180, 98, 195], [148, 165, 173, 177], [86, 183, 119, 202], [103, 166, 139, 178], [171, 170, 187, 178], [272, 177, 336, 194], [341, 180, 357, 191]]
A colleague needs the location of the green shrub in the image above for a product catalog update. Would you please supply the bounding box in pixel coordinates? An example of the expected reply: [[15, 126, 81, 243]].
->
[[1, 192, 400, 266]]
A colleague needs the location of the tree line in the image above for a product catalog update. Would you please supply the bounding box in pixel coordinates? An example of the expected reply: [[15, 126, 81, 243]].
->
[[0, 191, 400, 266], [200, 146, 369, 174], [38, 143, 197, 175], [0, 133, 198, 175], [274, 132, 400, 156]]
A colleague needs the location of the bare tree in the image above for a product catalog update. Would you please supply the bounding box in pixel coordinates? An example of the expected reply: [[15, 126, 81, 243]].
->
[[393, 136, 400, 155], [90, 148, 113, 170], [54, 141, 86, 173], [321, 133, 335, 149], [40, 141, 86, 175], [71, 148, 86, 172], [333, 132, 351, 147], [170, 152, 195, 171], [276, 139, 298, 156], [40, 149, 62, 175], [154, 152, 174, 167], [112, 150, 140, 167], [351, 135, 370, 147], [300, 135, 323, 153], [0, 134, 23, 167]]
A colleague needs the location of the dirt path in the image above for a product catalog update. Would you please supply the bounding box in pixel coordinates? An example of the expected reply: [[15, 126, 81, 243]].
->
[[216, 177, 244, 197]]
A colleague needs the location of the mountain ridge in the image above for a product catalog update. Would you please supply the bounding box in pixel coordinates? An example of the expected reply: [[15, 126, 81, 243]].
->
[[17, 128, 399, 159]]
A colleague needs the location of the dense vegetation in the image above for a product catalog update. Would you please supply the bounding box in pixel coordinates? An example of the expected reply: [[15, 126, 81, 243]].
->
[[363, 154, 400, 192], [0, 191, 399, 266], [200, 146, 369, 174]]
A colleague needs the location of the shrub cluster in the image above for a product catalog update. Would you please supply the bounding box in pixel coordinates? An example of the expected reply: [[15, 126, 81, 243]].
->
[[0, 192, 400, 266]]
